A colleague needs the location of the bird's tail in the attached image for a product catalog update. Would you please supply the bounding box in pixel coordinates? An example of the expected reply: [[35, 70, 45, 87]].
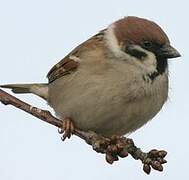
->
[[0, 83, 48, 100]]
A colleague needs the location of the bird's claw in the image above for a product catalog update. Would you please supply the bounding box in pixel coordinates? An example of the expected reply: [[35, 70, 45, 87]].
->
[[58, 118, 75, 141]]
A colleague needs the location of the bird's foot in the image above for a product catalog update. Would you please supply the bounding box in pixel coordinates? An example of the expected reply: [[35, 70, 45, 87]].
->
[[58, 117, 75, 141]]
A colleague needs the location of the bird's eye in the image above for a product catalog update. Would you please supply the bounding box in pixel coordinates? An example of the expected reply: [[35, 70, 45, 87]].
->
[[142, 41, 152, 48]]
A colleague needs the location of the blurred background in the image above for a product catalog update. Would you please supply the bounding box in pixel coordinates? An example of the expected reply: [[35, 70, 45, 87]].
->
[[0, 0, 188, 179]]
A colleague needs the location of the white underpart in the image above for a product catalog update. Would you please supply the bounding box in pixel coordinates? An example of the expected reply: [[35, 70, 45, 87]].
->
[[105, 24, 157, 75]]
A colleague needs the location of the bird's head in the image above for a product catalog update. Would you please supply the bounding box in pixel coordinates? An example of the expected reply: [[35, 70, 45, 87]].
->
[[105, 16, 181, 75]]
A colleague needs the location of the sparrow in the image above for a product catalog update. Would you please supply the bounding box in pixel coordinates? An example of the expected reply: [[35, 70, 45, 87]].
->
[[1, 16, 181, 138]]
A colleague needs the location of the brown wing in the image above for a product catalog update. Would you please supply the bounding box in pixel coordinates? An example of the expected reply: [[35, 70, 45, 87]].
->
[[47, 56, 79, 83], [47, 30, 105, 83]]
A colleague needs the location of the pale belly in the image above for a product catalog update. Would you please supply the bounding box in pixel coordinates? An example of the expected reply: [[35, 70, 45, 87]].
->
[[48, 72, 168, 137]]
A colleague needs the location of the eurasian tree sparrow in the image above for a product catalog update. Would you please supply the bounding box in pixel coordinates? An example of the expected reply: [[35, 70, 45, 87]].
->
[[1, 16, 181, 138]]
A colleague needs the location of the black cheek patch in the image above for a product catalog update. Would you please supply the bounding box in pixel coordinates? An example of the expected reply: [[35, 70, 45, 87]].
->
[[126, 48, 147, 60]]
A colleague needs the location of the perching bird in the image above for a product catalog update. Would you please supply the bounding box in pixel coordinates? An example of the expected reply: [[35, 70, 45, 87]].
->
[[1, 16, 181, 139]]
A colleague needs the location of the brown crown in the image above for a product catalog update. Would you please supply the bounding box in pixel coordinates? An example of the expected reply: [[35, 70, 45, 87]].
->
[[114, 16, 170, 46]]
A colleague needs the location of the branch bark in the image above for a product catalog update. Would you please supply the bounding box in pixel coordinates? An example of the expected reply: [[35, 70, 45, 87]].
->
[[0, 88, 167, 175]]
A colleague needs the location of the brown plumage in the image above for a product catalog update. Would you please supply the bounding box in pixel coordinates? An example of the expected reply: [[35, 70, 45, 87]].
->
[[114, 16, 170, 46], [1, 16, 180, 137], [47, 59, 79, 83], [47, 31, 105, 83]]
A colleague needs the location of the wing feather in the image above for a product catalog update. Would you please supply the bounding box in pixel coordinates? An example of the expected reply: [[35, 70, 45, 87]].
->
[[47, 30, 105, 83]]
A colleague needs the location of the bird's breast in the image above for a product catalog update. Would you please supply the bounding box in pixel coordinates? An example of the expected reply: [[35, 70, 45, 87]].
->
[[48, 61, 168, 137]]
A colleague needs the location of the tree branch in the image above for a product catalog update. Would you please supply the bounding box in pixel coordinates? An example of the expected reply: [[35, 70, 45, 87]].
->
[[0, 88, 167, 175]]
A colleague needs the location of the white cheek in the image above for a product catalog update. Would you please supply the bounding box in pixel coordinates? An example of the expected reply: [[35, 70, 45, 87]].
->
[[105, 25, 158, 74], [142, 51, 157, 73], [105, 24, 129, 59], [128, 45, 158, 74]]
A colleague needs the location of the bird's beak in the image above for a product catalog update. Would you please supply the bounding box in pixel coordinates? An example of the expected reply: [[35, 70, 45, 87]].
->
[[160, 44, 181, 59]]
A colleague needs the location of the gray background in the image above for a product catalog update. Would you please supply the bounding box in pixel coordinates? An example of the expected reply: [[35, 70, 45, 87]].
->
[[0, 0, 188, 179]]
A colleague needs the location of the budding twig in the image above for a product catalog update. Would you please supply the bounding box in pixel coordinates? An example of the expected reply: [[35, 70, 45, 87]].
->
[[0, 88, 167, 174]]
